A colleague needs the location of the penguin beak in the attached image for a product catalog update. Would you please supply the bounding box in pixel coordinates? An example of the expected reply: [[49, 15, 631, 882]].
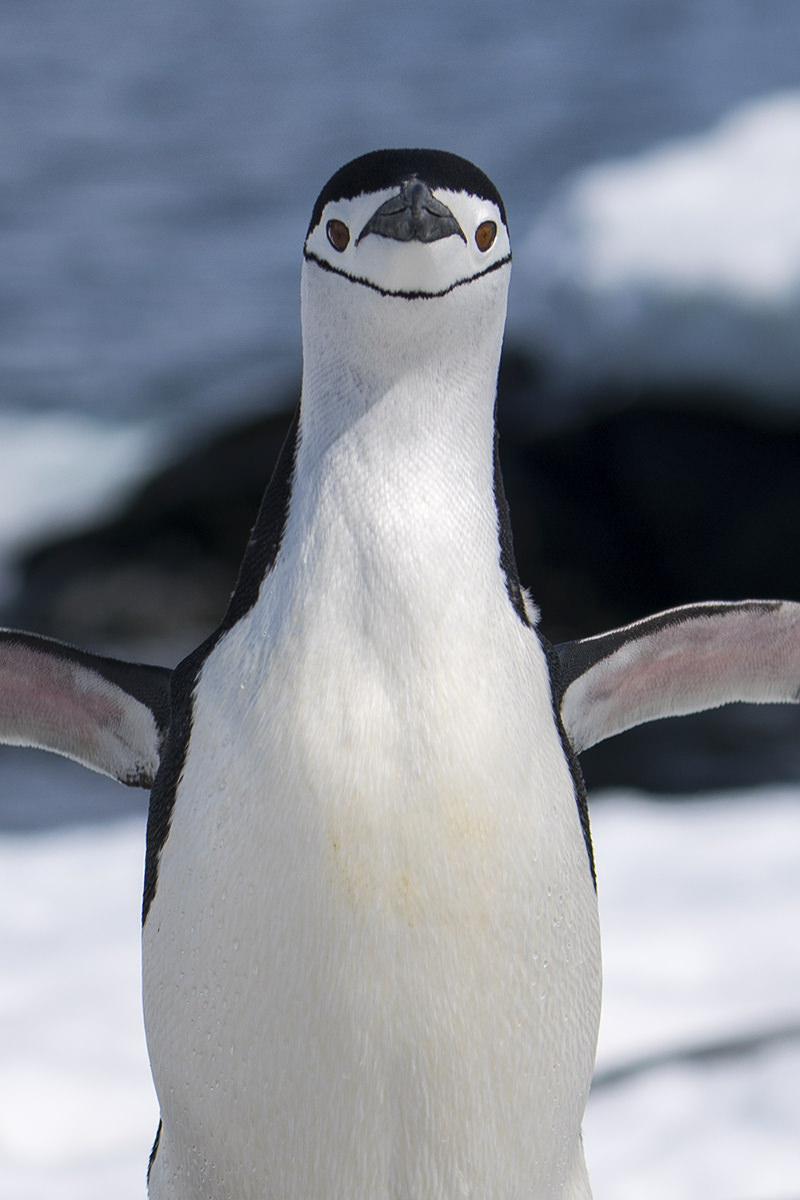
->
[[357, 177, 466, 245]]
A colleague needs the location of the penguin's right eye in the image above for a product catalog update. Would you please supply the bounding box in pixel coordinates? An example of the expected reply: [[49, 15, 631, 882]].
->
[[326, 219, 350, 252]]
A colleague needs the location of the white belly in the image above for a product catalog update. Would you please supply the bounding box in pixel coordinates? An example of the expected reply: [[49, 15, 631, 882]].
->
[[143, 591, 601, 1200]]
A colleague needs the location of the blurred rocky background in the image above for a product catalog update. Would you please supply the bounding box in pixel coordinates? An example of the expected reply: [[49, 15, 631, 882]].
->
[[3, 3, 800, 794]]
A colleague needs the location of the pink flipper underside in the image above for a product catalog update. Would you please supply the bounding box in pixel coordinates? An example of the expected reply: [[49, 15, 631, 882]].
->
[[0, 637, 166, 785], [560, 601, 800, 754]]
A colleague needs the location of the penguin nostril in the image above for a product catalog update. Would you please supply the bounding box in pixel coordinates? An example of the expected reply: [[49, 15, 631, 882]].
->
[[405, 179, 426, 217]]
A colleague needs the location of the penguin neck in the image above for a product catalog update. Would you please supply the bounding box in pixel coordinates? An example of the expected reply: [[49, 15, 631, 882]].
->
[[297, 258, 508, 482], [265, 262, 514, 632]]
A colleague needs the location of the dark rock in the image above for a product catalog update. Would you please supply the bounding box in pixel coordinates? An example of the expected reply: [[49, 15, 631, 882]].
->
[[521, 393, 800, 643], [9, 405, 296, 644]]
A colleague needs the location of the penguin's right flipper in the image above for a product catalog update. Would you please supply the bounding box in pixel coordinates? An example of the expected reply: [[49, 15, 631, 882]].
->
[[0, 630, 172, 787], [554, 600, 800, 754]]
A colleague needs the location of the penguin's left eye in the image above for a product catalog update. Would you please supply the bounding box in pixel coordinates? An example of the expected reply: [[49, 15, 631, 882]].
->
[[326, 219, 350, 252], [475, 221, 497, 252]]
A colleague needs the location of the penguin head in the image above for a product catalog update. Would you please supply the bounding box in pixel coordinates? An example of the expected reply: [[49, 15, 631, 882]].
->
[[303, 148, 510, 299], [299, 151, 512, 446]]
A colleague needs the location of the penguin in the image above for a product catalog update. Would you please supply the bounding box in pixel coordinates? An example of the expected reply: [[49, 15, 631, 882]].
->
[[1, 148, 800, 1200]]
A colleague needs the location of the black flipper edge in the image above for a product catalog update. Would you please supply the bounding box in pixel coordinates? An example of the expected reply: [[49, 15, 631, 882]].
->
[[552, 600, 800, 754], [0, 630, 172, 787]]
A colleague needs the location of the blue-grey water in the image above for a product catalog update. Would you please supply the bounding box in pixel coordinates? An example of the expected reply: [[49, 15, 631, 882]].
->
[[3, 0, 800, 429]]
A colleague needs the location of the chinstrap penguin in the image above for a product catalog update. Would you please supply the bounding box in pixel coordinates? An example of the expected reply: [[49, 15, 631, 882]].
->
[[2, 148, 800, 1199]]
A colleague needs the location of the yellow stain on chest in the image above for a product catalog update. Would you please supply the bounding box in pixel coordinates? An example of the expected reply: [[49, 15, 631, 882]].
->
[[326, 787, 502, 930]]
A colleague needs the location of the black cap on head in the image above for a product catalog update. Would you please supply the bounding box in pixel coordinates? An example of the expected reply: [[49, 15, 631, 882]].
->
[[307, 149, 507, 237]]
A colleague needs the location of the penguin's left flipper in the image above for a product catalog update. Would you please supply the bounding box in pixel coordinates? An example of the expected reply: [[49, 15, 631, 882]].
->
[[555, 600, 800, 754], [0, 630, 172, 787]]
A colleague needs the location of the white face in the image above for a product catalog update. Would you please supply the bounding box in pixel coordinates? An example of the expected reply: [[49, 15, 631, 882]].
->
[[304, 186, 511, 299]]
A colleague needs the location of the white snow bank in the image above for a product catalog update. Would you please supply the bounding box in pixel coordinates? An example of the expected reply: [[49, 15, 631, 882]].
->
[[0, 411, 161, 606], [513, 92, 800, 409], [586, 787, 800, 1200], [0, 783, 797, 1199], [587, 1041, 800, 1200], [0, 812, 156, 1200], [0, 412, 159, 554]]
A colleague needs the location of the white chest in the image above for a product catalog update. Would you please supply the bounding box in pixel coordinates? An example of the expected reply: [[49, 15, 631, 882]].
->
[[143, 457, 601, 1200]]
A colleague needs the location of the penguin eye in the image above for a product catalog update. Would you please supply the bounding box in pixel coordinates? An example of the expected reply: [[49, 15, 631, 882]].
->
[[326, 219, 350, 252], [475, 220, 497, 252]]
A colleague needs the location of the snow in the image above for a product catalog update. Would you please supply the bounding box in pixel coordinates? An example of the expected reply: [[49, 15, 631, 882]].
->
[[587, 1047, 800, 1200], [0, 777, 798, 1199], [586, 789, 800, 1200], [513, 92, 800, 409], [0, 411, 161, 607], [0, 809, 157, 1199]]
